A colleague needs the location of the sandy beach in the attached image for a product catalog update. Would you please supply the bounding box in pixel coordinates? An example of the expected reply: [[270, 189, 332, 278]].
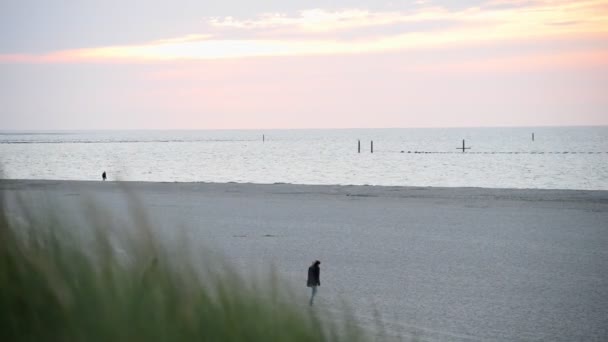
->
[[1, 179, 607, 341]]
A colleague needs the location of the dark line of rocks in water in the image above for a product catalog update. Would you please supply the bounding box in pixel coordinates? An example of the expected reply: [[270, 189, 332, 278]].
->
[[389, 151, 608, 154], [0, 139, 259, 144], [3, 140, 607, 155]]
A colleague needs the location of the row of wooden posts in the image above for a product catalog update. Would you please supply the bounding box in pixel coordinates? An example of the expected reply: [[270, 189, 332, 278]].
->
[[261, 133, 537, 153], [357, 133, 537, 153], [357, 140, 374, 153]]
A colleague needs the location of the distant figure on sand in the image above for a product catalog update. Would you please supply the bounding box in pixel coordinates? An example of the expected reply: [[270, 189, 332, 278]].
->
[[307, 260, 321, 306], [102, 171, 106, 181]]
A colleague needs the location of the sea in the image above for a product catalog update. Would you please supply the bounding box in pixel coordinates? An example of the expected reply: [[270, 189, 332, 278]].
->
[[1, 126, 607, 190]]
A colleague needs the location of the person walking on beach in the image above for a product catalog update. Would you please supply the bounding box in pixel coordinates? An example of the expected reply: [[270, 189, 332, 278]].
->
[[307, 260, 321, 306], [102, 171, 106, 181]]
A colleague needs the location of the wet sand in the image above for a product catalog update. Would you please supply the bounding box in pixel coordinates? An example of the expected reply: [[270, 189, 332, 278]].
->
[[2, 179, 607, 341]]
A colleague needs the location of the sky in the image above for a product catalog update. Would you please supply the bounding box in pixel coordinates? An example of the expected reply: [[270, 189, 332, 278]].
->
[[0, 0, 607, 129]]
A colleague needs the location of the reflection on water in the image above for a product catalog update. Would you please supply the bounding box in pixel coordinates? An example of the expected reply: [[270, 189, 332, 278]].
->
[[1, 127, 607, 190]]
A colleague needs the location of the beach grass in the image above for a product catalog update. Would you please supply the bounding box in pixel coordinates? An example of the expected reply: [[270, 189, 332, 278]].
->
[[0, 191, 374, 342]]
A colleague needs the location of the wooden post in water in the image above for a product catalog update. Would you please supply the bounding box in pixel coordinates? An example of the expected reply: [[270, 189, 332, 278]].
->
[[371, 140, 374, 153], [358, 140, 361, 153], [457, 139, 471, 153], [532, 133, 534, 141]]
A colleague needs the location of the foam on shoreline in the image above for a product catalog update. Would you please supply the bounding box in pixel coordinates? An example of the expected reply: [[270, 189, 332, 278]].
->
[[2, 179, 607, 203]]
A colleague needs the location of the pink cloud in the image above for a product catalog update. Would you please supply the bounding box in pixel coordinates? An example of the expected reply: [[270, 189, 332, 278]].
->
[[1, 0, 606, 64]]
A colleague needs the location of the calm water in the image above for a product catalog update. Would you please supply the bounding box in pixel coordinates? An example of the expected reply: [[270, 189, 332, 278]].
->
[[1, 127, 607, 190]]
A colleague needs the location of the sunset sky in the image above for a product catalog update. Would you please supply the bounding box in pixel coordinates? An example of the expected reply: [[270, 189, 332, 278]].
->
[[1, 0, 607, 129]]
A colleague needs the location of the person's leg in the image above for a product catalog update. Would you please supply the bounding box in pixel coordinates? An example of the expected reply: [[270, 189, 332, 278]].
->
[[309, 286, 317, 305]]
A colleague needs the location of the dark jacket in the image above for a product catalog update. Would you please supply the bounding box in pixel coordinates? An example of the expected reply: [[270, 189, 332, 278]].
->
[[307, 264, 320, 287]]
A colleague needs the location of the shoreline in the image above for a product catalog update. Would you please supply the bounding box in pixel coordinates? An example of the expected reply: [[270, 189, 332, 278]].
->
[[2, 178, 607, 203]]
